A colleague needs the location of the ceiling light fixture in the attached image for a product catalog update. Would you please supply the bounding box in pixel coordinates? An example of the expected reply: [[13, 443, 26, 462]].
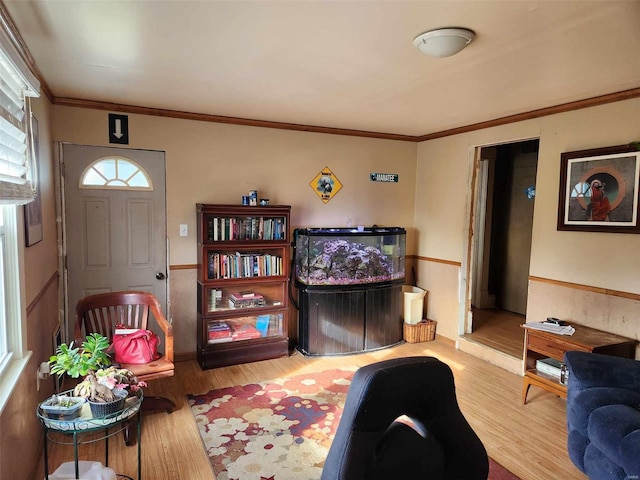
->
[[413, 27, 475, 58]]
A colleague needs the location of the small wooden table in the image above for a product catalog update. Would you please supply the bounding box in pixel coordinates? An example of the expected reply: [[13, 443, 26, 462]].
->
[[521, 323, 637, 404]]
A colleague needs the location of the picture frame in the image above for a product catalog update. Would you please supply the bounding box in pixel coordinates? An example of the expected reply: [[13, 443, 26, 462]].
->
[[557, 144, 640, 233], [25, 115, 43, 246]]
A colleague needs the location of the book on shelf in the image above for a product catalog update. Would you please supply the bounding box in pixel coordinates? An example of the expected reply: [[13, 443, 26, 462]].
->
[[207, 336, 234, 344], [208, 321, 232, 341], [535, 357, 563, 377], [238, 290, 258, 298], [256, 315, 270, 337], [231, 323, 261, 340], [230, 291, 263, 300], [208, 288, 222, 311]]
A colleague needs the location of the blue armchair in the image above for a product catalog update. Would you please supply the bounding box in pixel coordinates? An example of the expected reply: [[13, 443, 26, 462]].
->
[[564, 351, 640, 480]]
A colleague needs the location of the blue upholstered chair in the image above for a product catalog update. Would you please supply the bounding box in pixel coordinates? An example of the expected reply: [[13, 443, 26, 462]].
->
[[564, 351, 640, 480], [321, 356, 488, 480]]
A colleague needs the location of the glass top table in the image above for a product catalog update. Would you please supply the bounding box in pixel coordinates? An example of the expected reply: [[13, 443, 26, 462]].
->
[[37, 389, 143, 480]]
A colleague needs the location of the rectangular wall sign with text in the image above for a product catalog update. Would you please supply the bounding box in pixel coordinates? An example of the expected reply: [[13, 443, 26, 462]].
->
[[370, 173, 398, 182]]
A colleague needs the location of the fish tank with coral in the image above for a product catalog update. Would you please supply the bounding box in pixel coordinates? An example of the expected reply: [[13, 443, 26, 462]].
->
[[294, 227, 406, 286]]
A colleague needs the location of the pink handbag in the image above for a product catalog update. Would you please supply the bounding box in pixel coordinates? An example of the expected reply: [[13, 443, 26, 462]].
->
[[111, 327, 161, 364]]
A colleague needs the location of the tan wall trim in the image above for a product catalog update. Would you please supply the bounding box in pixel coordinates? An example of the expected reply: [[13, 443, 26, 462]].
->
[[170, 264, 197, 271], [529, 275, 640, 301], [26, 271, 59, 315], [412, 255, 462, 268], [172, 257, 461, 270]]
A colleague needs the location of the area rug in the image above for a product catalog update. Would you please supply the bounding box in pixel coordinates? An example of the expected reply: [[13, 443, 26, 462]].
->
[[187, 368, 519, 480]]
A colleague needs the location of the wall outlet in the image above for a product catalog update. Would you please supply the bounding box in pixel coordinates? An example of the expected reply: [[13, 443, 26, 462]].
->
[[179, 224, 188, 237], [36, 361, 50, 391]]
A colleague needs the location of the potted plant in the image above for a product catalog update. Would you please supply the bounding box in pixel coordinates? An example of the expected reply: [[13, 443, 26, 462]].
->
[[49, 333, 146, 417], [39, 393, 85, 421]]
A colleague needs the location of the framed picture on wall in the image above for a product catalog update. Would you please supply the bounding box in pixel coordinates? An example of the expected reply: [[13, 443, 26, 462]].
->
[[25, 114, 43, 246], [557, 143, 640, 233]]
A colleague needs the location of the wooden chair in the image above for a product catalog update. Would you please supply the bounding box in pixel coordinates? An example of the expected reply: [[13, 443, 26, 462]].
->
[[74, 291, 176, 445]]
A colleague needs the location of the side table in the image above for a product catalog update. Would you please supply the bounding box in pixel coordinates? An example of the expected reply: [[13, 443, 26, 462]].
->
[[37, 390, 143, 480], [522, 323, 637, 404]]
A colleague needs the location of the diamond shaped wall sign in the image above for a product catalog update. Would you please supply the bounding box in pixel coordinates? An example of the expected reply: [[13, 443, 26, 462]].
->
[[309, 167, 342, 204]]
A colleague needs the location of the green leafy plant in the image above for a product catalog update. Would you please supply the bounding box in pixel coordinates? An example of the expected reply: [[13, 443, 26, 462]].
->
[[49, 333, 112, 378]]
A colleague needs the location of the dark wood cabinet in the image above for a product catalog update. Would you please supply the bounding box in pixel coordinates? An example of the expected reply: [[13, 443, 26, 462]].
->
[[196, 204, 291, 369], [297, 283, 403, 356]]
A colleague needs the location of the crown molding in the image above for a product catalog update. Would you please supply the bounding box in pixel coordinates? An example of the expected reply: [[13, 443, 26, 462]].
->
[[52, 96, 420, 142], [415, 87, 640, 142], [55, 87, 640, 143]]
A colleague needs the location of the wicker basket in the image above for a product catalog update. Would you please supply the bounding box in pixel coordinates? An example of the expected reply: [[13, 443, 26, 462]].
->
[[403, 319, 436, 343], [88, 389, 127, 418]]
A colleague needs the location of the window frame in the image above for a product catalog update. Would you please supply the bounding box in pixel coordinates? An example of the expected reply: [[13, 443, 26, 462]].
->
[[0, 204, 31, 415]]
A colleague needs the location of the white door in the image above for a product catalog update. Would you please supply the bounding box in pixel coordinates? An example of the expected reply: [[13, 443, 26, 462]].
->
[[62, 144, 167, 340]]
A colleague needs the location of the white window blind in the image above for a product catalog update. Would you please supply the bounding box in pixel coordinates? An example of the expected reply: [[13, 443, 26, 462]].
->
[[0, 25, 40, 205]]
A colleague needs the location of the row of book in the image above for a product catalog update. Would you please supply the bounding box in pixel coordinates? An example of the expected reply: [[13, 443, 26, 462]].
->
[[207, 315, 281, 343], [207, 252, 283, 279], [206, 216, 287, 242]]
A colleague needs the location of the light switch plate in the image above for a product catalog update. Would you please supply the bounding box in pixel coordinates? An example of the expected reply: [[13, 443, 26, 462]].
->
[[179, 224, 188, 237]]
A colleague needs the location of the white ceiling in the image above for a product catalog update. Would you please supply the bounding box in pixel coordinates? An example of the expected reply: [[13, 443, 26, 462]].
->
[[5, 0, 640, 138]]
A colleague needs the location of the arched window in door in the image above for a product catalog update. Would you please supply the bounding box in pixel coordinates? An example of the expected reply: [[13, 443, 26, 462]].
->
[[79, 157, 153, 190]]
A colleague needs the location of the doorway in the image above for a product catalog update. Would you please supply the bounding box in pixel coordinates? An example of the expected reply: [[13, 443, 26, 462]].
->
[[466, 139, 539, 357], [60, 144, 168, 342]]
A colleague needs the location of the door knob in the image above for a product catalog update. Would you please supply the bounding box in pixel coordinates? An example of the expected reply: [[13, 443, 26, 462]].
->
[[156, 272, 166, 280]]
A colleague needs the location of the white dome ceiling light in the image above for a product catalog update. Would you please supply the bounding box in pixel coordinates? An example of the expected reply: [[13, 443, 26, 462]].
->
[[413, 28, 475, 58]]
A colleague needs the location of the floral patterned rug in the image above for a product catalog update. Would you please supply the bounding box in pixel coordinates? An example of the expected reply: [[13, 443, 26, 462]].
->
[[187, 368, 355, 480], [187, 368, 519, 480]]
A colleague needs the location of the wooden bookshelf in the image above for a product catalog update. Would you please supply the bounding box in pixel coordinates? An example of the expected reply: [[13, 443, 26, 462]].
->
[[196, 204, 291, 369]]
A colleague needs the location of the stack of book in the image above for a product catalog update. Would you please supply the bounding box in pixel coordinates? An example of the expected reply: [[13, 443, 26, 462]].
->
[[231, 323, 261, 340], [207, 321, 233, 344], [228, 291, 266, 309], [535, 357, 563, 378]]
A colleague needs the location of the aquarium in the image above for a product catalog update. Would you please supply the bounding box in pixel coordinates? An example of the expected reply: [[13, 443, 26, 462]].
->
[[294, 227, 406, 286]]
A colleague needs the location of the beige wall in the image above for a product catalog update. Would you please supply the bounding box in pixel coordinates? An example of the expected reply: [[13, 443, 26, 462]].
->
[[415, 98, 640, 343], [0, 94, 60, 480], [4, 90, 640, 480], [51, 106, 418, 354]]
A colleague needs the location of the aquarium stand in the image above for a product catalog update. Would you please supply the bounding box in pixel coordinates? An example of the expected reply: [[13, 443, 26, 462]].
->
[[297, 282, 403, 356]]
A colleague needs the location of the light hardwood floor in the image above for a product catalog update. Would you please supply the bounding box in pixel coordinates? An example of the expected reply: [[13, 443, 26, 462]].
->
[[464, 307, 526, 358], [34, 339, 586, 480]]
